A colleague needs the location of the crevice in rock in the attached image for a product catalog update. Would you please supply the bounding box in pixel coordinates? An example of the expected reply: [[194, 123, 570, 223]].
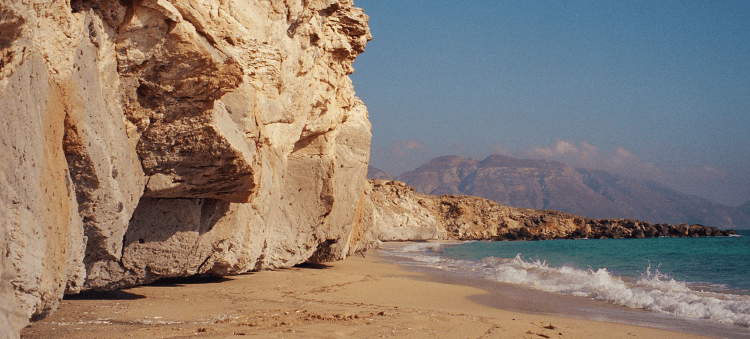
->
[[253, 239, 269, 271]]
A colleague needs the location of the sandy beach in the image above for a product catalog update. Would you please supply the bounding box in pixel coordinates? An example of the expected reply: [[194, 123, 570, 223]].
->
[[21, 249, 712, 339]]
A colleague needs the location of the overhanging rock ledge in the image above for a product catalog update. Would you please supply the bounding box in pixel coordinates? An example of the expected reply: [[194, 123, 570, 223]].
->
[[0, 0, 372, 335]]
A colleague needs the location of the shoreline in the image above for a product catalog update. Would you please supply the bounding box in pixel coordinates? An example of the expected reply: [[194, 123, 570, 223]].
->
[[378, 242, 749, 339], [21, 248, 722, 339]]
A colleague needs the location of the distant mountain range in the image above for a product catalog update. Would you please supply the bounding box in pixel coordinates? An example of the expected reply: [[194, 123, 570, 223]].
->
[[368, 155, 750, 230]]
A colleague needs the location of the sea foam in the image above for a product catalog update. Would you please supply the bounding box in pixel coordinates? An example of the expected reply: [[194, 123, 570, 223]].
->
[[389, 242, 750, 327]]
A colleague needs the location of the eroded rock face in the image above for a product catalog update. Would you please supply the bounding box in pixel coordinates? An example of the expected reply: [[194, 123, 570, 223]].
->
[[1, 0, 372, 329], [0, 2, 88, 330]]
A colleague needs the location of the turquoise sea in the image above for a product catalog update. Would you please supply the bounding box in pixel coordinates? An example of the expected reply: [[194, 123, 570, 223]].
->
[[381, 230, 750, 337]]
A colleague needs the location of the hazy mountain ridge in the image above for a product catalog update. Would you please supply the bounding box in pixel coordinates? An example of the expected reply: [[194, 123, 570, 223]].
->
[[740, 201, 750, 216], [384, 155, 749, 229], [366, 165, 394, 180], [576, 169, 748, 229]]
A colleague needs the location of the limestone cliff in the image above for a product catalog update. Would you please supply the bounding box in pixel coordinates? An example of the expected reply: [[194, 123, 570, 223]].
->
[[367, 180, 736, 243], [0, 0, 371, 334]]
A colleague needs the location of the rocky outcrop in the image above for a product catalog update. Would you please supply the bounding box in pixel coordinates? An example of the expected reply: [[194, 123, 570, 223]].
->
[[367, 180, 737, 242], [1, 0, 372, 333], [396, 155, 750, 230]]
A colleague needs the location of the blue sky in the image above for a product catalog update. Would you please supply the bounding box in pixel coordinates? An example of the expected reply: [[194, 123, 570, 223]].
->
[[349, 0, 750, 207]]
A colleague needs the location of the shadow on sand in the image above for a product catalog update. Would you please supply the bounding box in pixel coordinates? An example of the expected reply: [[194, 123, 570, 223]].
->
[[294, 262, 332, 270], [146, 274, 232, 287], [64, 289, 145, 300]]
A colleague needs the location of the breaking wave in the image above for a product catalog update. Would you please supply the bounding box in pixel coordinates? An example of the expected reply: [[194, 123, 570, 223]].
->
[[390, 242, 750, 327]]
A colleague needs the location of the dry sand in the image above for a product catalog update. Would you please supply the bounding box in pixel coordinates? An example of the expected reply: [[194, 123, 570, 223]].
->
[[21, 250, 711, 339]]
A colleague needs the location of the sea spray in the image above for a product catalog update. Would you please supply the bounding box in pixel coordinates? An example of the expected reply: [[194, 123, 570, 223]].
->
[[388, 241, 750, 327]]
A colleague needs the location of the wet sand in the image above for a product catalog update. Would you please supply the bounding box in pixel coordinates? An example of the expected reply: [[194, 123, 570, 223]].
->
[[377, 243, 749, 339], [22, 249, 715, 339]]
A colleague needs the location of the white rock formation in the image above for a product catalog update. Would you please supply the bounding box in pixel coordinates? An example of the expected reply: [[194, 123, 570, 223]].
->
[[365, 180, 446, 241], [0, 0, 372, 334]]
